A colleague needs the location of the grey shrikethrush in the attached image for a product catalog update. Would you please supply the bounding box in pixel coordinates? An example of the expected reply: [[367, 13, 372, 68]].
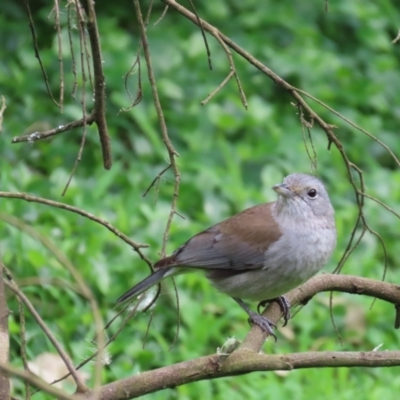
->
[[116, 173, 337, 337]]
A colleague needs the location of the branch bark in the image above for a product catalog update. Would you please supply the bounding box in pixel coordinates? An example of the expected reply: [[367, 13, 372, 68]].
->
[[94, 274, 400, 399], [98, 349, 400, 400]]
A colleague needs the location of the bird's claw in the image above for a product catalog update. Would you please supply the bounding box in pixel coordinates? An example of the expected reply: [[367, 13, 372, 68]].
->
[[247, 311, 277, 341], [257, 295, 291, 327]]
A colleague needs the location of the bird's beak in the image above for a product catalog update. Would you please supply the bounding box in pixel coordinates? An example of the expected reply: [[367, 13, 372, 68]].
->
[[273, 183, 294, 198]]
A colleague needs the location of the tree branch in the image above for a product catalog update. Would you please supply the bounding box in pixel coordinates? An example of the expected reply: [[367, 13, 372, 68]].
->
[[95, 274, 400, 398], [98, 348, 400, 400], [240, 273, 400, 351]]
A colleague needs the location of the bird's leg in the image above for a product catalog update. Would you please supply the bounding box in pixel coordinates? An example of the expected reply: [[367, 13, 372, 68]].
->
[[233, 298, 277, 340], [257, 295, 291, 327]]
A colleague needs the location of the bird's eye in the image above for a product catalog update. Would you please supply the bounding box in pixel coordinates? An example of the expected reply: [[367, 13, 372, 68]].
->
[[307, 188, 318, 199]]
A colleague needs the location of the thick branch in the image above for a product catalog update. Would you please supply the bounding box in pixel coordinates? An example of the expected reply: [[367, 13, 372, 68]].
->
[[98, 349, 400, 400], [240, 273, 400, 351], [83, 0, 112, 170], [97, 274, 400, 399]]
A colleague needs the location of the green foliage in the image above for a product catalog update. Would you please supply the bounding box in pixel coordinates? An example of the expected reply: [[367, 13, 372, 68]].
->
[[1, 0, 400, 399]]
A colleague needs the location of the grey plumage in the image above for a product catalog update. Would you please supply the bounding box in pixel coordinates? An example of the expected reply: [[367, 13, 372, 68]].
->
[[116, 173, 336, 335]]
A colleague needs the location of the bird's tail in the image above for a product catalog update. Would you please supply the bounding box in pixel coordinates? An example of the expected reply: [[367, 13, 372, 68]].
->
[[116, 267, 173, 304]]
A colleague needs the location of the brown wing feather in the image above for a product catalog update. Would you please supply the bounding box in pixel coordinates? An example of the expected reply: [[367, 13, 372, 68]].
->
[[154, 202, 281, 271]]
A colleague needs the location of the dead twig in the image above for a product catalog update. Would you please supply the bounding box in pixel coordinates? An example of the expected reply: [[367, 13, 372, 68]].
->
[[133, 0, 181, 258]]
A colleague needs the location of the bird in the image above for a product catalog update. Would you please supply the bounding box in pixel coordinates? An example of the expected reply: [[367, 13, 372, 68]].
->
[[116, 173, 336, 337]]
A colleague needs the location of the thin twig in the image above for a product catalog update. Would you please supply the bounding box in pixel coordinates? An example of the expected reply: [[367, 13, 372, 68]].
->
[[0, 362, 76, 400], [24, 0, 59, 107], [154, 5, 169, 25], [67, 2, 78, 99], [120, 50, 143, 112], [0, 194, 150, 256], [392, 29, 400, 44], [17, 279, 31, 398], [133, 0, 181, 258], [142, 164, 172, 197], [83, 0, 112, 170], [61, 126, 87, 196], [11, 114, 95, 143], [187, 0, 212, 70], [297, 103, 317, 173], [201, 70, 234, 105], [50, 293, 146, 387], [63, 0, 90, 195], [168, 278, 180, 351], [53, 0, 64, 112], [4, 279, 87, 392], [295, 88, 400, 168], [2, 217, 105, 394]]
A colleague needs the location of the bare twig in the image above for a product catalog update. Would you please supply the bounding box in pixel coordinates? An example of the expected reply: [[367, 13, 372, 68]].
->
[[24, 0, 59, 107], [16, 1, 112, 172], [83, 0, 112, 170], [201, 70, 234, 105], [0, 362, 76, 400], [142, 164, 172, 197], [359, 191, 400, 219], [392, 29, 400, 44], [17, 276, 83, 295], [187, 0, 212, 70], [53, 0, 64, 111], [211, 31, 247, 108], [61, 123, 88, 196], [61, 0, 91, 195], [133, 0, 181, 258], [11, 114, 95, 143], [296, 103, 317, 173], [50, 293, 146, 388], [0, 193, 150, 256], [198, 27, 247, 108], [154, 5, 169, 25], [120, 51, 143, 112], [17, 278, 31, 397], [2, 212, 123, 394], [67, 2, 78, 99], [168, 278, 180, 351], [4, 279, 87, 393], [295, 88, 400, 168]]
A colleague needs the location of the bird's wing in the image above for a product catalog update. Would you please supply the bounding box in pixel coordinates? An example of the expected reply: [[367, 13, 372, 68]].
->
[[155, 202, 281, 271]]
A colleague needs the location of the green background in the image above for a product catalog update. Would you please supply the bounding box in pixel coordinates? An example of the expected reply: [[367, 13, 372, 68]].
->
[[1, 0, 400, 399]]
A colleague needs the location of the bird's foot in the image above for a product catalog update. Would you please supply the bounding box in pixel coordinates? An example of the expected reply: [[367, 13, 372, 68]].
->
[[257, 295, 291, 327], [233, 297, 277, 340], [247, 311, 277, 341]]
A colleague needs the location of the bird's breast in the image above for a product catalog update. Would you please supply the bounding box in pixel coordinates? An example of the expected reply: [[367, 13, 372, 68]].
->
[[208, 224, 336, 302]]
